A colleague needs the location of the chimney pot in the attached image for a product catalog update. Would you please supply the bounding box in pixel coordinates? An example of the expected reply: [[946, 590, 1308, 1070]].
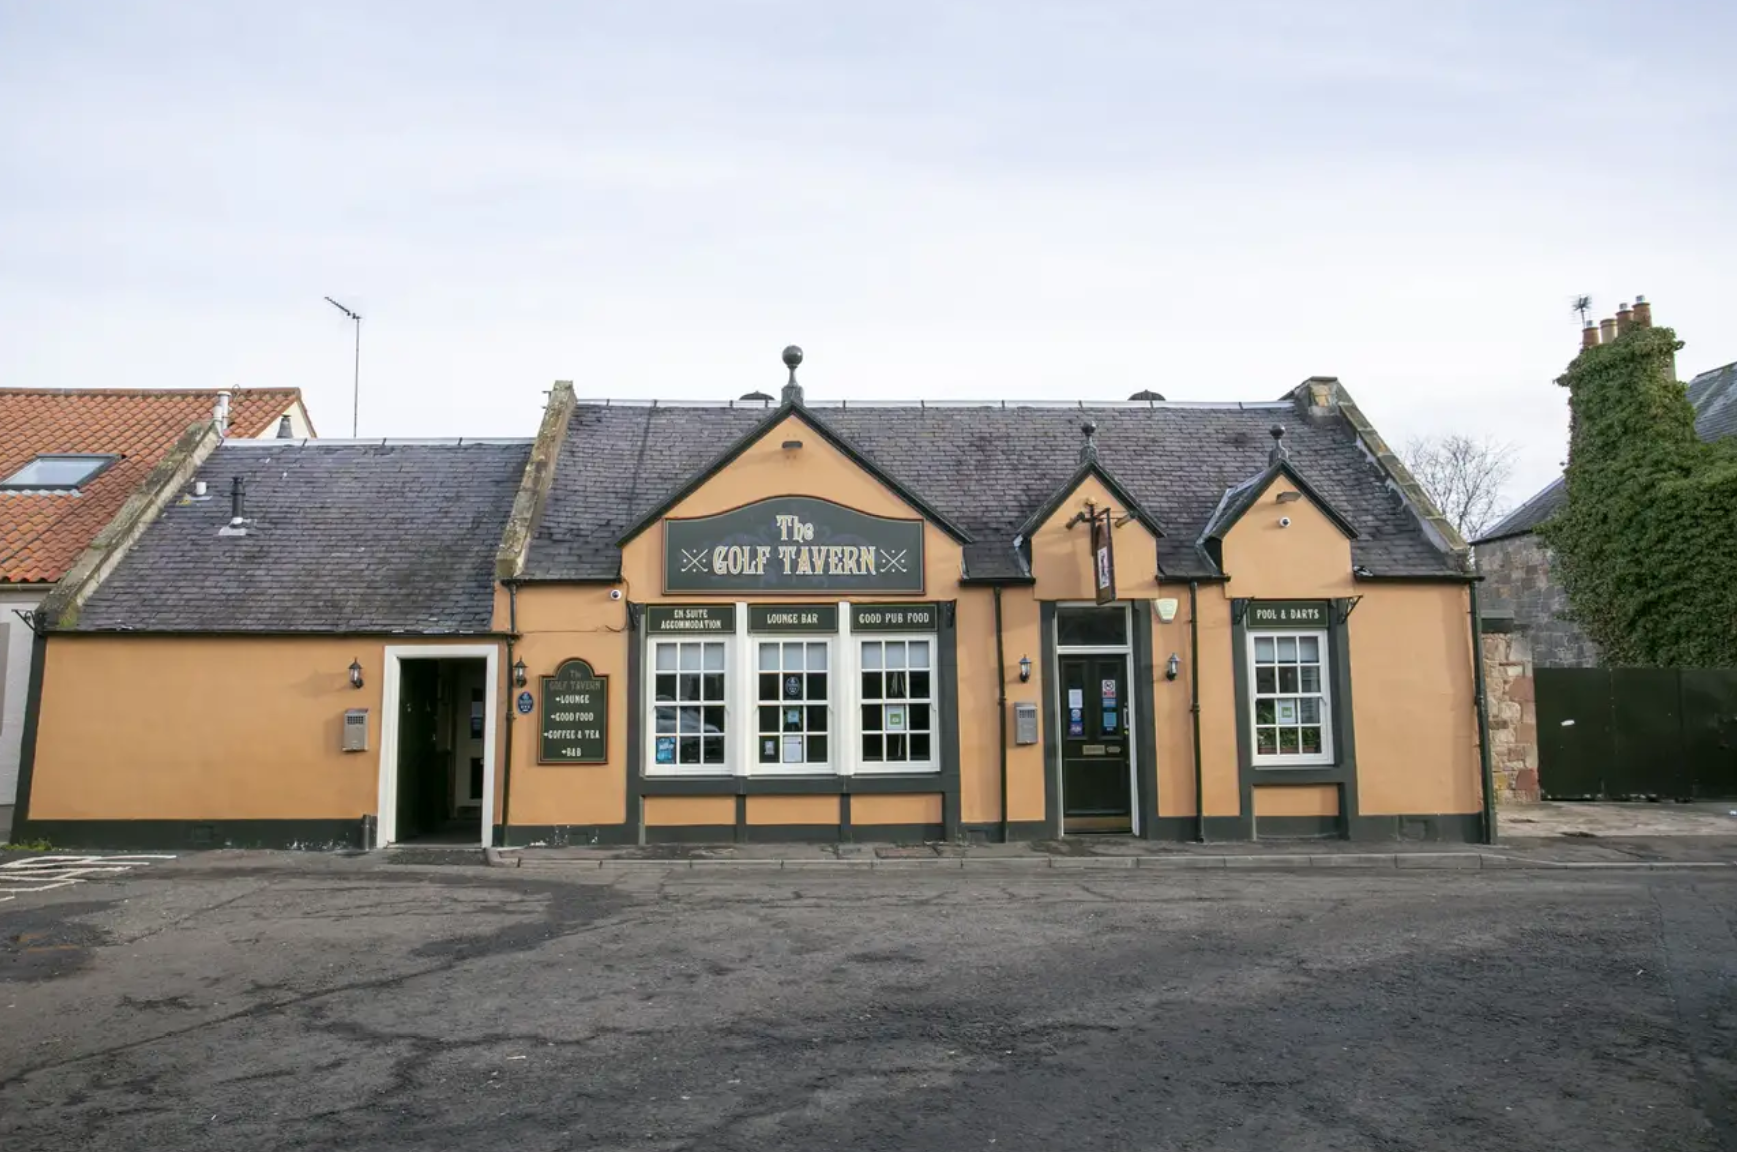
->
[[1616, 302, 1633, 335], [276, 414, 293, 438], [1581, 323, 1599, 350], [1632, 295, 1652, 327], [1599, 317, 1617, 345], [214, 390, 232, 437]]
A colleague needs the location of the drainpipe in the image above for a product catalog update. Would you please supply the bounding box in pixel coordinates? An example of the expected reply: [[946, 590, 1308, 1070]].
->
[[500, 581, 520, 849], [1469, 579, 1496, 845], [1189, 580, 1205, 843], [993, 585, 1009, 843]]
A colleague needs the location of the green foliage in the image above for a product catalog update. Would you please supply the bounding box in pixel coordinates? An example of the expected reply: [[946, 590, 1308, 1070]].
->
[[1, 839, 53, 852], [1539, 326, 1737, 666]]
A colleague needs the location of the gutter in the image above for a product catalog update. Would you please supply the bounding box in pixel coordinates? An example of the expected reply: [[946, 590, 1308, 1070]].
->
[[1189, 580, 1205, 843], [1469, 580, 1497, 845], [993, 585, 1009, 843]]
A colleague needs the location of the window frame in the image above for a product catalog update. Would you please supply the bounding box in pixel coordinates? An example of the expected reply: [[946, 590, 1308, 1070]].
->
[[0, 453, 118, 492], [751, 636, 837, 776], [1246, 628, 1334, 767], [644, 636, 734, 777], [854, 633, 940, 775]]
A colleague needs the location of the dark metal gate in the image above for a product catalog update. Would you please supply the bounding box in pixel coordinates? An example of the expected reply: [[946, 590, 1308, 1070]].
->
[[1535, 668, 1737, 799]]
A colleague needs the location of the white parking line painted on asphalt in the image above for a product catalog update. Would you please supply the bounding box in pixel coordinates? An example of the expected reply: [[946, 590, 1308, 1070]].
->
[[0, 855, 176, 902]]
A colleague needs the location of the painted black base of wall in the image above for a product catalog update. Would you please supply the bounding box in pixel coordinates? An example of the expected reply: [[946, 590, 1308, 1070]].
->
[[20, 819, 367, 852], [1348, 813, 1483, 843], [642, 823, 944, 846], [495, 824, 638, 848], [959, 821, 1050, 843]]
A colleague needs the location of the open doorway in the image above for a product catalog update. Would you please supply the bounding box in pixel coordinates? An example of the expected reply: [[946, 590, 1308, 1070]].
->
[[378, 646, 499, 847]]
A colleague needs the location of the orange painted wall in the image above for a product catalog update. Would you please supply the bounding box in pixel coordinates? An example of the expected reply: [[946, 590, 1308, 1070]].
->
[[29, 636, 503, 820], [643, 795, 733, 826], [1218, 476, 1356, 599], [1152, 585, 1238, 817], [1027, 473, 1161, 601], [1350, 585, 1480, 815], [1253, 784, 1340, 817], [747, 795, 838, 824], [998, 585, 1046, 823], [502, 584, 630, 829], [852, 793, 942, 825]]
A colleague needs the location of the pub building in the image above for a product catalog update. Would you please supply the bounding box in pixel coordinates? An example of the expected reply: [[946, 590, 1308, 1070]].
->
[[13, 349, 1490, 850]]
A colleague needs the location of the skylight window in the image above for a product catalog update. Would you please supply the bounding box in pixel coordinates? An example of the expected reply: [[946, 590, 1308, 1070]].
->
[[0, 454, 118, 491]]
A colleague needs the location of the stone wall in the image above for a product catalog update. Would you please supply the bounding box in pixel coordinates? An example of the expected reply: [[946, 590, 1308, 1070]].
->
[[1481, 629, 1539, 802], [1475, 533, 1600, 669]]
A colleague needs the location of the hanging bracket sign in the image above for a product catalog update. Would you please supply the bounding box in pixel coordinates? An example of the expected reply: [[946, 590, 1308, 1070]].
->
[[663, 496, 924, 595], [539, 658, 608, 764], [1091, 503, 1117, 605]]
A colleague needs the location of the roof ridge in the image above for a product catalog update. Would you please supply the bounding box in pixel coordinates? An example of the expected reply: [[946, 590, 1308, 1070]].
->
[[0, 387, 302, 398], [567, 397, 1297, 411]]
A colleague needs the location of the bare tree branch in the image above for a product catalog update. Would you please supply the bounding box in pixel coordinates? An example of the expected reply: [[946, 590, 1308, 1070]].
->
[[1401, 434, 1517, 541]]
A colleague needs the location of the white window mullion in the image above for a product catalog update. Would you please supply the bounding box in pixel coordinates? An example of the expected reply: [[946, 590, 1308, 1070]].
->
[[734, 603, 752, 777], [838, 601, 856, 777]]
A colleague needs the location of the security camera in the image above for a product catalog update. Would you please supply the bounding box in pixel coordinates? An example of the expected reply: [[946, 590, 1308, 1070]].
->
[[609, 588, 623, 600], [1278, 516, 1292, 528]]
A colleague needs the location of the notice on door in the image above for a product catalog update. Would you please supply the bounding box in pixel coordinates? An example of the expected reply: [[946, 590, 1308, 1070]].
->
[[539, 658, 608, 764], [1101, 679, 1118, 700]]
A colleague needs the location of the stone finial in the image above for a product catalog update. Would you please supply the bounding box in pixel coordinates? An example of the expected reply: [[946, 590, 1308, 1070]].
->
[[781, 345, 804, 406], [1268, 424, 1289, 466], [1080, 420, 1099, 465]]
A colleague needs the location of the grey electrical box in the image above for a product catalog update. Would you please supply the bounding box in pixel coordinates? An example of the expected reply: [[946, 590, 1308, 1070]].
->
[[343, 708, 370, 753], [1013, 702, 1039, 745]]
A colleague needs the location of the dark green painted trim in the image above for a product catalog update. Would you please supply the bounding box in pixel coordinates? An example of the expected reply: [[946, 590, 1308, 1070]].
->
[[839, 792, 852, 839], [848, 822, 943, 843], [1469, 580, 1497, 845], [1353, 573, 1478, 585], [1347, 814, 1482, 842], [640, 822, 949, 845], [1146, 816, 1247, 841], [1253, 815, 1342, 839], [615, 403, 972, 547], [10, 628, 47, 829], [637, 775, 946, 796], [645, 824, 737, 845], [1327, 601, 1362, 832], [1131, 599, 1161, 838], [938, 600, 962, 841], [735, 794, 747, 843], [961, 820, 1049, 843], [493, 823, 638, 847], [1040, 601, 1061, 838], [957, 574, 1036, 586], [626, 605, 645, 845], [23, 819, 368, 851], [1227, 606, 1259, 841]]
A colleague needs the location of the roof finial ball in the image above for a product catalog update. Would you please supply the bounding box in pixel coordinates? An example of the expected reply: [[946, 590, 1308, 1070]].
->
[[1268, 423, 1289, 465], [1080, 419, 1099, 464], [781, 344, 805, 406]]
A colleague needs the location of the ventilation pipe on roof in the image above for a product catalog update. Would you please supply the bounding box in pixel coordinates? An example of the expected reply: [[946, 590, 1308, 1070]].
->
[[214, 390, 232, 437], [276, 414, 293, 438], [219, 476, 249, 537]]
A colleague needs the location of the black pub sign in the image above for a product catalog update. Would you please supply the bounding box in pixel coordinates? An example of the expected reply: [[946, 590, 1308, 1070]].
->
[[748, 604, 839, 633], [539, 658, 608, 764], [645, 604, 736, 634], [664, 496, 924, 595], [1246, 600, 1330, 629], [850, 602, 939, 632]]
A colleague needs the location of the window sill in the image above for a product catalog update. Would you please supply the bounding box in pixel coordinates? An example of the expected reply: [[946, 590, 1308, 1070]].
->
[[854, 763, 940, 776], [1252, 759, 1336, 770]]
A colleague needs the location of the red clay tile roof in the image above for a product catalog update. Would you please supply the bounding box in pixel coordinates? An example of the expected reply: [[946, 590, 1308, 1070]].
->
[[0, 389, 304, 584]]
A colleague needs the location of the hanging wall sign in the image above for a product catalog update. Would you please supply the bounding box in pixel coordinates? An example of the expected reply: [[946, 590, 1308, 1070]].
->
[[1247, 600, 1330, 629], [539, 658, 608, 764], [663, 496, 924, 595], [748, 604, 839, 633], [645, 604, 737, 634], [1091, 506, 1117, 605], [850, 602, 939, 632]]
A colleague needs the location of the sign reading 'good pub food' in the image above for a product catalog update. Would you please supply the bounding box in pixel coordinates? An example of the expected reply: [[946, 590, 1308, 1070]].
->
[[663, 496, 925, 594]]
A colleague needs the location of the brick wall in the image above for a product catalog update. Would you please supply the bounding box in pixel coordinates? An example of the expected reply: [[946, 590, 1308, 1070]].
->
[[1482, 630, 1539, 802], [1476, 534, 1600, 669]]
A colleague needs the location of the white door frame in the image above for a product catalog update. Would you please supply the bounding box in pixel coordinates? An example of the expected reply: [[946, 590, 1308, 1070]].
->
[[376, 643, 500, 848]]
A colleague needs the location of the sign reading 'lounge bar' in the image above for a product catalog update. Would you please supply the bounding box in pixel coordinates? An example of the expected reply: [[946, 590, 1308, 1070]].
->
[[664, 496, 925, 595]]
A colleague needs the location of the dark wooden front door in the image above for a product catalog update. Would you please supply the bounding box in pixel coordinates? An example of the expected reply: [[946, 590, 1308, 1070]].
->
[[395, 661, 444, 841], [1059, 654, 1132, 833]]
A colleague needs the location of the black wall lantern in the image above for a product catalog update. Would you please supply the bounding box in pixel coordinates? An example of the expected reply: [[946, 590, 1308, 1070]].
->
[[512, 657, 528, 687], [1165, 653, 1181, 681], [1018, 654, 1032, 682], [348, 658, 364, 689]]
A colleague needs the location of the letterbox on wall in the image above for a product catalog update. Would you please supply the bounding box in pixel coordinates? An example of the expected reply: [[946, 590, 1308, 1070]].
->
[[343, 709, 369, 753], [1013, 702, 1039, 745]]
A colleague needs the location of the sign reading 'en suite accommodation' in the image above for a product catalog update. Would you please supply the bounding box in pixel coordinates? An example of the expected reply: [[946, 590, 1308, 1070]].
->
[[663, 496, 925, 595]]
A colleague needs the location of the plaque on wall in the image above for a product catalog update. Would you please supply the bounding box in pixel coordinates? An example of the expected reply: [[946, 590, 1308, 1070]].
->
[[539, 658, 608, 764], [664, 496, 924, 595], [1246, 600, 1330, 629]]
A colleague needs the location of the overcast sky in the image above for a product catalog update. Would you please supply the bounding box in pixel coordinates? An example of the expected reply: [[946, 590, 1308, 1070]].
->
[[2, 1, 1732, 505]]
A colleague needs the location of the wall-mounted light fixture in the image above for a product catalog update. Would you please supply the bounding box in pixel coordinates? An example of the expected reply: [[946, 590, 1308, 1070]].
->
[[513, 657, 528, 687], [1018, 655, 1032, 682], [349, 659, 364, 689], [1276, 490, 1303, 503], [1165, 653, 1181, 681]]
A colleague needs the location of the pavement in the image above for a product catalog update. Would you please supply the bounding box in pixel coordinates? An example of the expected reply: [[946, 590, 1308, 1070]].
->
[[1, 850, 1734, 1150]]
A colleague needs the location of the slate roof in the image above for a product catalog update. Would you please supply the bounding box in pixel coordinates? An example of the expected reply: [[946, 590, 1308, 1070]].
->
[[74, 440, 530, 633], [0, 388, 304, 583], [525, 399, 1460, 582], [1475, 360, 1737, 543]]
